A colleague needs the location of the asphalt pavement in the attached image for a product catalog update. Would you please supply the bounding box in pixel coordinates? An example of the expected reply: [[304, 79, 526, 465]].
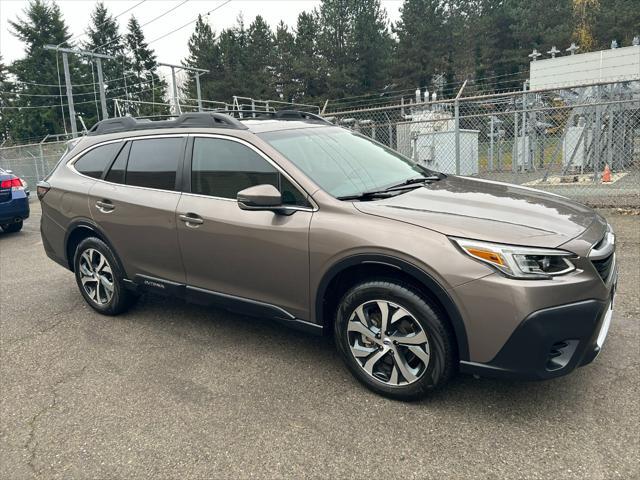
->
[[1, 202, 638, 479]]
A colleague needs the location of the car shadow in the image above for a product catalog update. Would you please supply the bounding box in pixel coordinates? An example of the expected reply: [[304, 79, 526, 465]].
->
[[111, 292, 593, 419]]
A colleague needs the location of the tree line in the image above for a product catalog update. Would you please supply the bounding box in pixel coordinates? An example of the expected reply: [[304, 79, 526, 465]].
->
[[1, 0, 638, 143]]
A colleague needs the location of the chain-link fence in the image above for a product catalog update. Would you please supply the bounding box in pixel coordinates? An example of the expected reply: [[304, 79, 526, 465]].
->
[[0, 140, 68, 190], [325, 79, 640, 207], [2, 79, 638, 207]]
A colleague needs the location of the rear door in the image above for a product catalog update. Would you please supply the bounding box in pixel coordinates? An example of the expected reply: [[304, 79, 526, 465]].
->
[[176, 135, 313, 320], [88, 135, 187, 285]]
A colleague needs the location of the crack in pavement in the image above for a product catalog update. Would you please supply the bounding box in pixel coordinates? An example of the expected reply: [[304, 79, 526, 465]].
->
[[24, 365, 87, 478], [1, 301, 83, 349]]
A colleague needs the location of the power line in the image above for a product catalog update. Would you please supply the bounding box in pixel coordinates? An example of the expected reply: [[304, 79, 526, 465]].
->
[[92, 0, 190, 53], [147, 0, 232, 45], [64, 0, 147, 46]]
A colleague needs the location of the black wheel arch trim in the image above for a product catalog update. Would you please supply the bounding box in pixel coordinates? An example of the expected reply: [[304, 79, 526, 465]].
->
[[64, 218, 125, 274], [315, 254, 470, 361]]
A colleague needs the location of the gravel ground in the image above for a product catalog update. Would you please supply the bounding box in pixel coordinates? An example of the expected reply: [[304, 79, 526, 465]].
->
[[1, 203, 638, 479]]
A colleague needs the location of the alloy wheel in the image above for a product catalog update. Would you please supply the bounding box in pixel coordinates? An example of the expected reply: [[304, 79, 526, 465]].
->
[[79, 248, 114, 305], [347, 300, 430, 386]]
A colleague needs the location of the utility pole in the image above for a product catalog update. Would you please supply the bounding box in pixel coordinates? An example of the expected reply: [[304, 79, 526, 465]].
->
[[61, 52, 76, 137], [157, 62, 209, 115], [45, 45, 116, 137], [95, 58, 108, 120], [454, 79, 468, 175], [195, 73, 204, 112]]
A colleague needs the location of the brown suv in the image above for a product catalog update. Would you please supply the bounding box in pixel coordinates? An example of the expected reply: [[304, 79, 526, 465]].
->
[[38, 111, 617, 400]]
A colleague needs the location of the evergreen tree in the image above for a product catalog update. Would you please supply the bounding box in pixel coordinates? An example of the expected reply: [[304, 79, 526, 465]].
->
[[294, 11, 325, 101], [182, 14, 222, 109], [246, 16, 274, 99], [393, 0, 447, 92], [592, 0, 639, 49], [0, 55, 11, 140], [83, 2, 127, 119], [318, 0, 356, 98], [6, 0, 90, 141], [272, 21, 297, 102], [123, 15, 168, 117], [216, 16, 250, 102], [350, 0, 392, 94]]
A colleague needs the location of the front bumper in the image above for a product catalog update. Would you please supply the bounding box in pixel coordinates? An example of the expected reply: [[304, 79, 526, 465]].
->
[[460, 285, 616, 380]]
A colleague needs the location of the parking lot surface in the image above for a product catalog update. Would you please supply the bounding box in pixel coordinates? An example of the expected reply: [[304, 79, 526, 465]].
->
[[1, 202, 638, 479]]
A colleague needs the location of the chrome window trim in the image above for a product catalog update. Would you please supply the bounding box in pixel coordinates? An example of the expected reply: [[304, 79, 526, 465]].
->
[[189, 133, 319, 211], [66, 133, 188, 195]]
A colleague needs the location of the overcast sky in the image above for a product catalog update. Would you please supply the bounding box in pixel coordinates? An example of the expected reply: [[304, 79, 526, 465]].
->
[[1, 0, 404, 66]]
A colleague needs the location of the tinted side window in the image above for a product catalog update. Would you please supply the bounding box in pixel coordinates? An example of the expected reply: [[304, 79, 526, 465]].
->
[[105, 142, 129, 184], [126, 138, 183, 190], [74, 143, 121, 179], [192, 138, 278, 199], [281, 176, 308, 206], [191, 138, 309, 207]]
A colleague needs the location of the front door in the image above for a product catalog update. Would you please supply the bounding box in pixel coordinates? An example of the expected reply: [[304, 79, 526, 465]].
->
[[176, 135, 313, 320]]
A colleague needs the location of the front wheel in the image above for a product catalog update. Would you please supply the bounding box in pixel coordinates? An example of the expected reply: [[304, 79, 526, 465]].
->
[[334, 280, 456, 401], [73, 237, 137, 315]]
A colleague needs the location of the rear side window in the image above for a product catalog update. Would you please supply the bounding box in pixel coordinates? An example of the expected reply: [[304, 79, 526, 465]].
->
[[191, 137, 309, 206], [126, 138, 183, 190], [105, 142, 129, 184], [74, 143, 121, 179]]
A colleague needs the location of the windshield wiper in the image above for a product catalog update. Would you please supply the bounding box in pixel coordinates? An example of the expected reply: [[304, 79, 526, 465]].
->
[[337, 181, 425, 201], [337, 174, 444, 201], [382, 175, 441, 192]]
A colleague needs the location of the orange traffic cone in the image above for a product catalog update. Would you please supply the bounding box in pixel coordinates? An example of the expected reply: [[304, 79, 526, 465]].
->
[[602, 164, 612, 183]]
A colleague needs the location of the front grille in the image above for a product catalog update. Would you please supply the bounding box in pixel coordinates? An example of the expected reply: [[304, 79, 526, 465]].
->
[[592, 253, 614, 281]]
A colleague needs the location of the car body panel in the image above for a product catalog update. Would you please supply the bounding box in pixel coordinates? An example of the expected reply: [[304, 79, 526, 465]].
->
[[307, 202, 494, 321], [88, 181, 185, 283], [176, 193, 313, 319], [352, 175, 599, 249]]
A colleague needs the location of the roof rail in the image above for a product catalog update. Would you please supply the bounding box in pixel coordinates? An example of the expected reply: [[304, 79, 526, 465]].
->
[[219, 109, 333, 125], [87, 112, 248, 136]]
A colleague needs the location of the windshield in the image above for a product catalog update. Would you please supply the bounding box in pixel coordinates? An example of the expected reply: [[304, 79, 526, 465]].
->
[[259, 127, 430, 198]]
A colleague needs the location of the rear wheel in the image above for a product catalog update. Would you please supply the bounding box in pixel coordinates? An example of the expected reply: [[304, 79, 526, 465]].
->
[[334, 280, 455, 401], [1, 220, 23, 233], [73, 237, 137, 315]]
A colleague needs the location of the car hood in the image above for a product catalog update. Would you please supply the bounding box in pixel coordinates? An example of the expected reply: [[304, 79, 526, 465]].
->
[[353, 176, 599, 248]]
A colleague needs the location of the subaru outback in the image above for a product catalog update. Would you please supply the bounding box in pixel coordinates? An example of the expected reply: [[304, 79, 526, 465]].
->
[[38, 111, 617, 400]]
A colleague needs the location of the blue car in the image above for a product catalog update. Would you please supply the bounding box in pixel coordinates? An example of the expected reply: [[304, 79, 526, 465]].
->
[[0, 168, 30, 233]]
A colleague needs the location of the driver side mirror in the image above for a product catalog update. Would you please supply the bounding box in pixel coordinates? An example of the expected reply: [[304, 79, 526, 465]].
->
[[237, 184, 284, 212]]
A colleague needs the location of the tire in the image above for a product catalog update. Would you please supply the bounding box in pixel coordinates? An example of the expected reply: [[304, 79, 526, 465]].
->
[[73, 237, 137, 315], [334, 280, 456, 401], [1, 220, 23, 233]]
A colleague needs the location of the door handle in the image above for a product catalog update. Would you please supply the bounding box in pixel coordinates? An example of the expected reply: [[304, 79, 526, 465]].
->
[[96, 199, 115, 213], [179, 213, 204, 226]]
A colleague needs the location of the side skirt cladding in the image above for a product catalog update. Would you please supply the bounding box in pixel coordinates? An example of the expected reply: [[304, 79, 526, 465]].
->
[[130, 274, 323, 336]]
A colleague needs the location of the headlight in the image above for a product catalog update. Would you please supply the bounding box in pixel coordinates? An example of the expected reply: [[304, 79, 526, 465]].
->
[[451, 237, 576, 279]]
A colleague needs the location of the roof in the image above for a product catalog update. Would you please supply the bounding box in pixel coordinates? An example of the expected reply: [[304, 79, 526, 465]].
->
[[241, 119, 332, 133], [87, 110, 332, 137]]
